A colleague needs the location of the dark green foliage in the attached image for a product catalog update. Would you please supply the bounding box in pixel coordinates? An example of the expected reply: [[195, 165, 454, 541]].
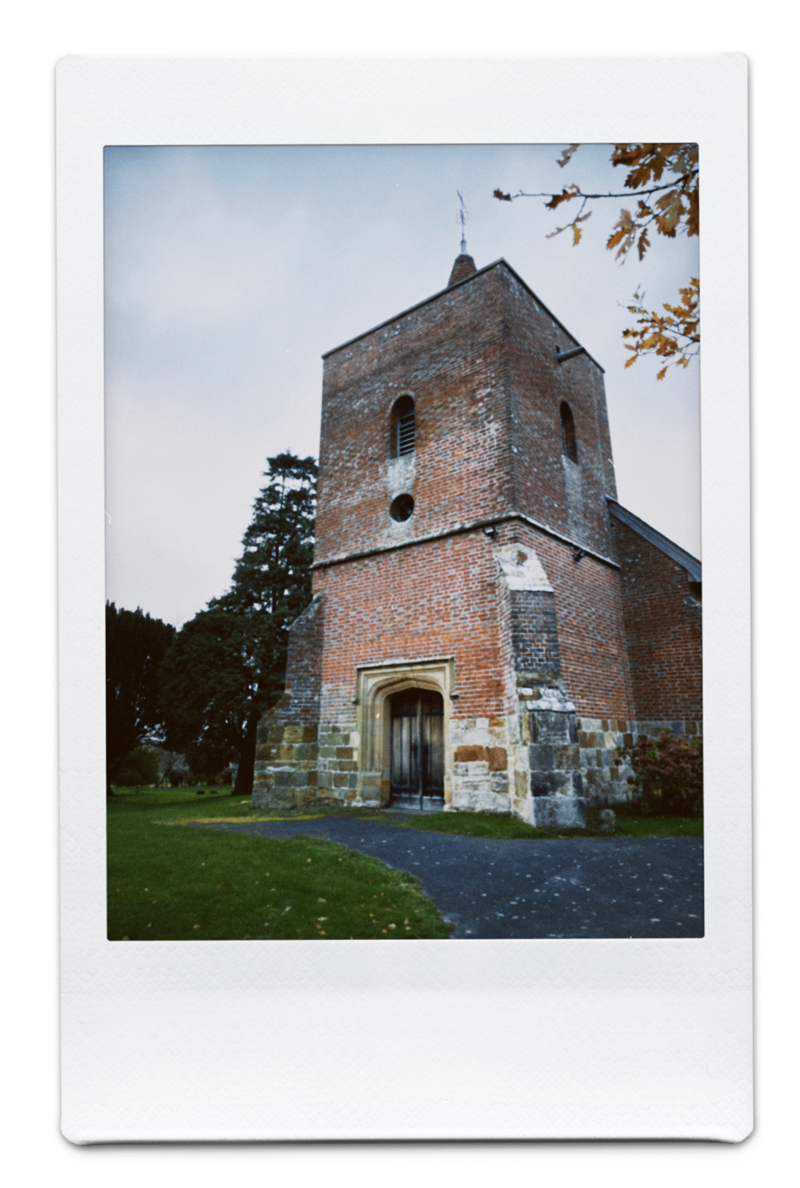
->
[[114, 745, 160, 787], [106, 602, 176, 789], [620, 731, 703, 817], [159, 453, 317, 796]]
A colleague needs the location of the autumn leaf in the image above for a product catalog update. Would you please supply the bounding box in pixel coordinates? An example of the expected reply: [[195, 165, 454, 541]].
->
[[493, 143, 700, 371], [557, 143, 580, 168], [544, 184, 580, 211], [621, 277, 699, 379]]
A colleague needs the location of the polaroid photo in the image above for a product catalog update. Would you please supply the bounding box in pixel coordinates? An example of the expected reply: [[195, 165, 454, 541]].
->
[[57, 54, 752, 1142]]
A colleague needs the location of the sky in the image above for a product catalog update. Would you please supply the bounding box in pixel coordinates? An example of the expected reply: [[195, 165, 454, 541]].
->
[[104, 144, 700, 627]]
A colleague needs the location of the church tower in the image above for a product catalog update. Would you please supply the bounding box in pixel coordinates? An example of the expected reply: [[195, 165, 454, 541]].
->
[[252, 254, 702, 824]]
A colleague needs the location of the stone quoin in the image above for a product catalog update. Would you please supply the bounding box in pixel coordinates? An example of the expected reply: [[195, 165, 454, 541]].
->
[[251, 254, 702, 826]]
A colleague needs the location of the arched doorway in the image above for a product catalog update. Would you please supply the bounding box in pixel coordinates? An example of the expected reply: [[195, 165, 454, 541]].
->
[[390, 688, 444, 811]]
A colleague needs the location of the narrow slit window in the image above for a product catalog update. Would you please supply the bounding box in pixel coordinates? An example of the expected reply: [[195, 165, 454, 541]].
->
[[392, 395, 416, 457], [560, 401, 578, 463]]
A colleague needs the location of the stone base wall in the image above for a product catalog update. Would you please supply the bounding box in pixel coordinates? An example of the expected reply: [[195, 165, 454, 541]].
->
[[252, 717, 328, 810], [450, 716, 512, 813], [253, 708, 702, 822], [578, 717, 703, 805]]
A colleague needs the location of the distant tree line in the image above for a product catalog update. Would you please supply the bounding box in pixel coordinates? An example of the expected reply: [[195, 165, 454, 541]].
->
[[106, 452, 318, 797]]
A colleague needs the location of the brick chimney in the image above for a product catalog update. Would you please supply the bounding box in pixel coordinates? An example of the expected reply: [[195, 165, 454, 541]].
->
[[448, 253, 477, 286]]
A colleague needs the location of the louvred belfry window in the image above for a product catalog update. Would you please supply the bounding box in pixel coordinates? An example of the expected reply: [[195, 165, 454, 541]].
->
[[397, 409, 415, 455], [392, 395, 416, 457]]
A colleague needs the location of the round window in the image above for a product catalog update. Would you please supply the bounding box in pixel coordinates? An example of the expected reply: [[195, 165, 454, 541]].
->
[[389, 493, 415, 522]]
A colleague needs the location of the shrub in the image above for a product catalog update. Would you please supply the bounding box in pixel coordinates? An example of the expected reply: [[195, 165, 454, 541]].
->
[[114, 745, 161, 788], [620, 731, 703, 818]]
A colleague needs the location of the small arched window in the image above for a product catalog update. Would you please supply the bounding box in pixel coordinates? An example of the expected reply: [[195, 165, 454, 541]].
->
[[391, 395, 415, 457], [560, 401, 578, 463]]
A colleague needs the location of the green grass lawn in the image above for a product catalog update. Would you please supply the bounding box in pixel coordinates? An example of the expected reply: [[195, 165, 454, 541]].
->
[[370, 807, 703, 840], [107, 787, 453, 941], [107, 786, 701, 941]]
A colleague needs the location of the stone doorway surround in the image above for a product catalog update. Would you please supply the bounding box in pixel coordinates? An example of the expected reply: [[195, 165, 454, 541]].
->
[[353, 657, 457, 808]]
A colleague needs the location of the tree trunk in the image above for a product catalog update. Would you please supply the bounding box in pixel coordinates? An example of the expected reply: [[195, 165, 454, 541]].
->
[[233, 714, 260, 797]]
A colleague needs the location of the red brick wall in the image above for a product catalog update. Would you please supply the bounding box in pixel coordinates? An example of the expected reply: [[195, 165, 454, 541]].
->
[[282, 593, 325, 720], [513, 525, 635, 719], [309, 258, 681, 730], [313, 518, 636, 726], [503, 269, 618, 559], [314, 530, 517, 723], [610, 518, 703, 719], [316, 267, 514, 565], [315, 262, 619, 569]]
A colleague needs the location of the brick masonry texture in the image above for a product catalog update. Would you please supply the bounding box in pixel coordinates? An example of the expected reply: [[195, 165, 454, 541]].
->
[[610, 517, 703, 719], [252, 257, 702, 823]]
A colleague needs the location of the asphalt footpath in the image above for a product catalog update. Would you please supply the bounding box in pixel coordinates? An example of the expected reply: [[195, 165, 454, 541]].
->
[[209, 813, 704, 939]]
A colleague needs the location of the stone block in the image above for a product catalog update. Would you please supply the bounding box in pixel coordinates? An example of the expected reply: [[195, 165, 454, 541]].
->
[[486, 746, 507, 771], [336, 746, 354, 760], [531, 710, 574, 744], [528, 769, 568, 797], [251, 787, 294, 811], [555, 744, 580, 770], [454, 745, 485, 763], [532, 796, 586, 829], [323, 732, 350, 747], [514, 769, 528, 796], [283, 726, 304, 743], [528, 743, 555, 769], [302, 725, 318, 742], [333, 772, 350, 788], [294, 743, 318, 761]]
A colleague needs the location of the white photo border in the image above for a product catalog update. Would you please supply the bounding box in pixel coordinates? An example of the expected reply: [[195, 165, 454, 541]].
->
[[57, 54, 751, 1143]]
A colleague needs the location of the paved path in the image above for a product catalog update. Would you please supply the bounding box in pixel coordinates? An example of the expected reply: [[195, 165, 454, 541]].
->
[[211, 814, 704, 939]]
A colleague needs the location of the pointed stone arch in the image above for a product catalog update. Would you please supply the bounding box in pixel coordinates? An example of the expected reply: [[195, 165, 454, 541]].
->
[[353, 657, 457, 807]]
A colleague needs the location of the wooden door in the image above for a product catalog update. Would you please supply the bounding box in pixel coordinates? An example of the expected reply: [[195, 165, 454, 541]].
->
[[390, 688, 444, 810]]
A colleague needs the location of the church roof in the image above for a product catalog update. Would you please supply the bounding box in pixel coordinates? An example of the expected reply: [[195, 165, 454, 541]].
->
[[608, 499, 702, 582], [322, 257, 604, 372]]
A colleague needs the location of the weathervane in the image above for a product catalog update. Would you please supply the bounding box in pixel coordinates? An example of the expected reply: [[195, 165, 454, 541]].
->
[[457, 190, 468, 254]]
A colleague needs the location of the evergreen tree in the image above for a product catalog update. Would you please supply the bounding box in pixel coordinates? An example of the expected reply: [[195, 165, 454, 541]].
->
[[106, 602, 176, 792], [159, 453, 317, 795]]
